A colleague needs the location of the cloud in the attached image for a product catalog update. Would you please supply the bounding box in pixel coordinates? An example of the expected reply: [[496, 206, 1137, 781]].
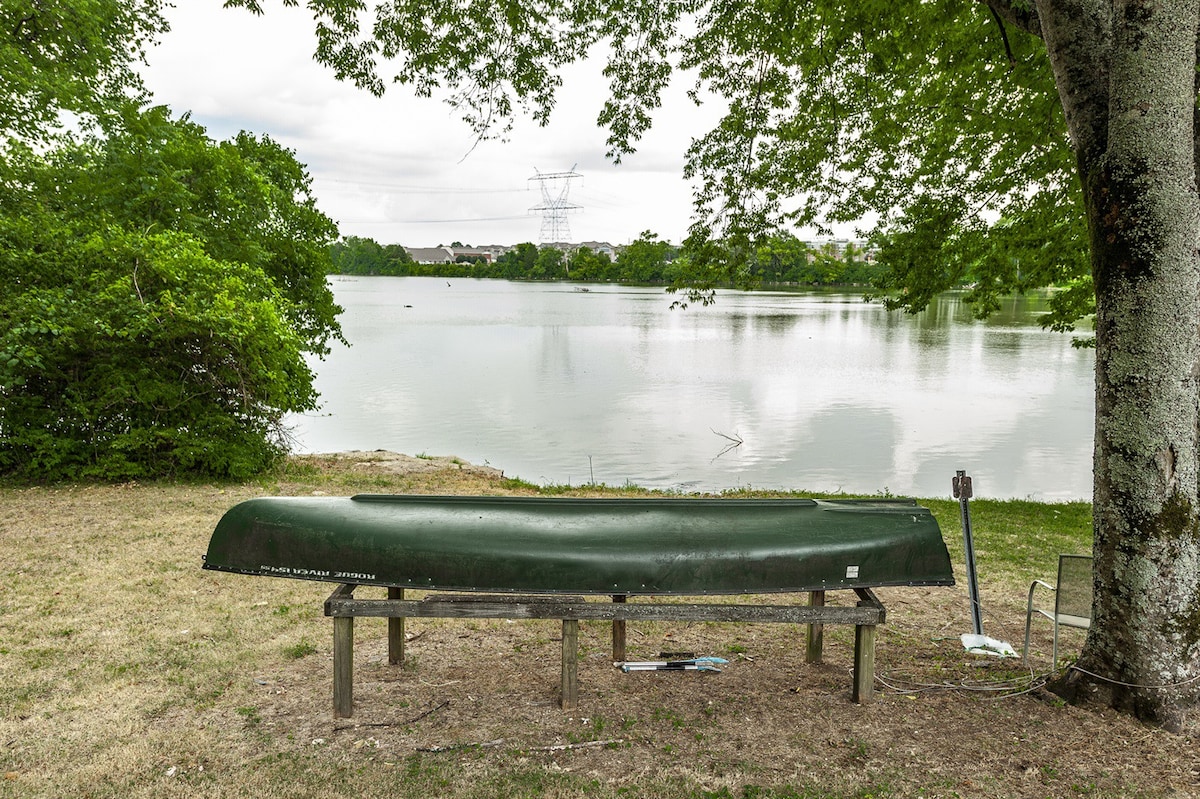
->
[[143, 2, 712, 246]]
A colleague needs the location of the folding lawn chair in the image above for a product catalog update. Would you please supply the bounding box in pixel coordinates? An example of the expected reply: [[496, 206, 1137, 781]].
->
[[1023, 553, 1093, 666]]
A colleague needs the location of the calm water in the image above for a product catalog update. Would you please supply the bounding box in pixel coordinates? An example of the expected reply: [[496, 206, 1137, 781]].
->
[[288, 276, 1095, 500]]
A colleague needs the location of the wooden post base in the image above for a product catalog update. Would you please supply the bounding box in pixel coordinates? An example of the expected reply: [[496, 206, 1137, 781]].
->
[[561, 619, 579, 710], [611, 594, 627, 663], [333, 615, 354, 718], [806, 590, 825, 664], [387, 587, 405, 665]]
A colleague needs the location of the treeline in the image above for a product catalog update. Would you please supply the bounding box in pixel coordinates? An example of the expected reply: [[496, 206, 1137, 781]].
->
[[327, 237, 414, 275], [749, 237, 885, 285], [328, 233, 677, 282], [330, 231, 888, 286]]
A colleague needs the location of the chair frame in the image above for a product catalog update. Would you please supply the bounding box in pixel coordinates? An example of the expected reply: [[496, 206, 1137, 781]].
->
[[1023, 553, 1093, 666]]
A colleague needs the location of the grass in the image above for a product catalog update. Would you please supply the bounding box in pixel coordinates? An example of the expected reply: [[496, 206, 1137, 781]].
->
[[4, 454, 1187, 799]]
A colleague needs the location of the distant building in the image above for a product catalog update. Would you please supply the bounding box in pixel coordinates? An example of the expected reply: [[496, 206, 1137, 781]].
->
[[405, 247, 455, 264], [402, 239, 638, 265], [468, 244, 511, 261], [577, 241, 617, 258], [448, 247, 495, 264], [801, 238, 875, 263]]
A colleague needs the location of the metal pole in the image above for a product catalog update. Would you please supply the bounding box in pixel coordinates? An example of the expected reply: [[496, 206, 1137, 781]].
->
[[953, 470, 984, 636]]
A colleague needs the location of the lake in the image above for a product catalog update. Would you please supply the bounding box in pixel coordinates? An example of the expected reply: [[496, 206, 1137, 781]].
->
[[288, 276, 1095, 501]]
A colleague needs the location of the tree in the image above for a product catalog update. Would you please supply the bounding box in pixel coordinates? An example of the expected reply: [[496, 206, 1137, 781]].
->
[[71, 106, 343, 356], [495, 242, 538, 279], [567, 246, 613, 281], [230, 0, 1200, 727], [753, 234, 805, 283], [2, 0, 167, 143], [382, 243, 415, 273], [331, 235, 415, 275], [0, 107, 342, 480], [533, 246, 565, 279], [331, 236, 384, 274], [616, 231, 673, 282]]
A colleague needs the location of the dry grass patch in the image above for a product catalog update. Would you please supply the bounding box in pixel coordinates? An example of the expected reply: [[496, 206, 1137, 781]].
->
[[1, 454, 1195, 798]]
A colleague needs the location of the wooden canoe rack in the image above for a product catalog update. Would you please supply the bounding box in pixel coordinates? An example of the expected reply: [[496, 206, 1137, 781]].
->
[[324, 585, 886, 717], [203, 494, 952, 717]]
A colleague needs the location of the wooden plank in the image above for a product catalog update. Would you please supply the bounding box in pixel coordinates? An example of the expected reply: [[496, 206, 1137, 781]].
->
[[333, 616, 354, 718], [325, 596, 883, 626], [561, 619, 579, 710], [322, 585, 891, 716], [387, 587, 405, 665], [319, 573, 899, 715], [806, 590, 825, 664], [854, 587, 886, 622], [611, 595, 627, 662], [420, 593, 587, 604], [323, 582, 356, 616]]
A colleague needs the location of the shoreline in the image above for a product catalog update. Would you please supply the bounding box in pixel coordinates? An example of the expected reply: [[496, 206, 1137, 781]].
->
[[291, 449, 505, 479], [288, 450, 1093, 506]]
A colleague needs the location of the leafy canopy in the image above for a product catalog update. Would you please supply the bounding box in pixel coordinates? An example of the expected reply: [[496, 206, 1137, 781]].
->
[[74, 106, 346, 356], [0, 107, 342, 480], [2, 0, 348, 480], [1, 0, 168, 143], [227, 0, 1088, 330]]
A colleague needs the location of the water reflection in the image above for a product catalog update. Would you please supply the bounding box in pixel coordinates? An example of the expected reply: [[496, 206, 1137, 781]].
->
[[797, 405, 900, 493], [289, 277, 1095, 500]]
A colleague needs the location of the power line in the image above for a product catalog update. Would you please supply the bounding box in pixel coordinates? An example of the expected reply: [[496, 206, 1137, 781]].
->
[[343, 214, 532, 224], [315, 177, 530, 195]]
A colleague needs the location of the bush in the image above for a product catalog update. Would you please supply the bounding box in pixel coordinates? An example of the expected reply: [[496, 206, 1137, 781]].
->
[[0, 230, 317, 480], [0, 108, 339, 482]]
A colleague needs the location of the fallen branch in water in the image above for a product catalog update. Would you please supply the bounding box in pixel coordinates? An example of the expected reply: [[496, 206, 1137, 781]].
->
[[711, 429, 744, 460]]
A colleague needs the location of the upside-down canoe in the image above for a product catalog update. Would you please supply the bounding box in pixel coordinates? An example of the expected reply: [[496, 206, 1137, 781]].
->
[[203, 494, 955, 595]]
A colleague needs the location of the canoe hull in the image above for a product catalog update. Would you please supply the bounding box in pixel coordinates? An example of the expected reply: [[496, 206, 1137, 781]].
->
[[203, 494, 955, 595]]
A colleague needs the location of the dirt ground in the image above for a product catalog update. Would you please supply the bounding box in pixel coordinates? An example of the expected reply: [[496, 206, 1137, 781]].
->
[[229, 454, 1200, 796], [248, 586, 1195, 798], [2, 451, 1197, 798]]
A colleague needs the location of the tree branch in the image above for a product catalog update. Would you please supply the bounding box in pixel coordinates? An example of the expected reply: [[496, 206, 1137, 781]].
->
[[979, 0, 1043, 39], [1028, 0, 1112, 173], [987, 7, 1017, 67]]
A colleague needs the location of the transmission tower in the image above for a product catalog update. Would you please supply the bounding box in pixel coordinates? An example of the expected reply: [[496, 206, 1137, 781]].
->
[[529, 166, 582, 244]]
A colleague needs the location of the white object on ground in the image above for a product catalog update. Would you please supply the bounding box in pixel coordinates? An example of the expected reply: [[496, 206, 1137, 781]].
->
[[960, 633, 1018, 658]]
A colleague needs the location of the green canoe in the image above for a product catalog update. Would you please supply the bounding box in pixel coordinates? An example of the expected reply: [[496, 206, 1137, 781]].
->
[[203, 494, 955, 595]]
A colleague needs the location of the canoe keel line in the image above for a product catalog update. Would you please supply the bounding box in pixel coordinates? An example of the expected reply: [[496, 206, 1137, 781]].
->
[[203, 495, 955, 716]]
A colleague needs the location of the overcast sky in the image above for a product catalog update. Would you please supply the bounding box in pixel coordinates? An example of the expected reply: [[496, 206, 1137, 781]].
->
[[140, 2, 732, 248]]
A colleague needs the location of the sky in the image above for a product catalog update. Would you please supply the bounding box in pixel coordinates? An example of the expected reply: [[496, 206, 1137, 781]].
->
[[141, 2, 728, 249]]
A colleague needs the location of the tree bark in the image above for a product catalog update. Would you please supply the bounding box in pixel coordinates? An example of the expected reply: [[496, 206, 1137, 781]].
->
[[1051, 0, 1200, 731]]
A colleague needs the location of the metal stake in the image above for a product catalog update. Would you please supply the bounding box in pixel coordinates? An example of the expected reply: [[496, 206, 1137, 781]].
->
[[953, 470, 984, 636]]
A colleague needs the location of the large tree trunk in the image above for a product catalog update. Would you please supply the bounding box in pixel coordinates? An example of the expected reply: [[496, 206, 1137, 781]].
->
[[1048, 0, 1200, 731]]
